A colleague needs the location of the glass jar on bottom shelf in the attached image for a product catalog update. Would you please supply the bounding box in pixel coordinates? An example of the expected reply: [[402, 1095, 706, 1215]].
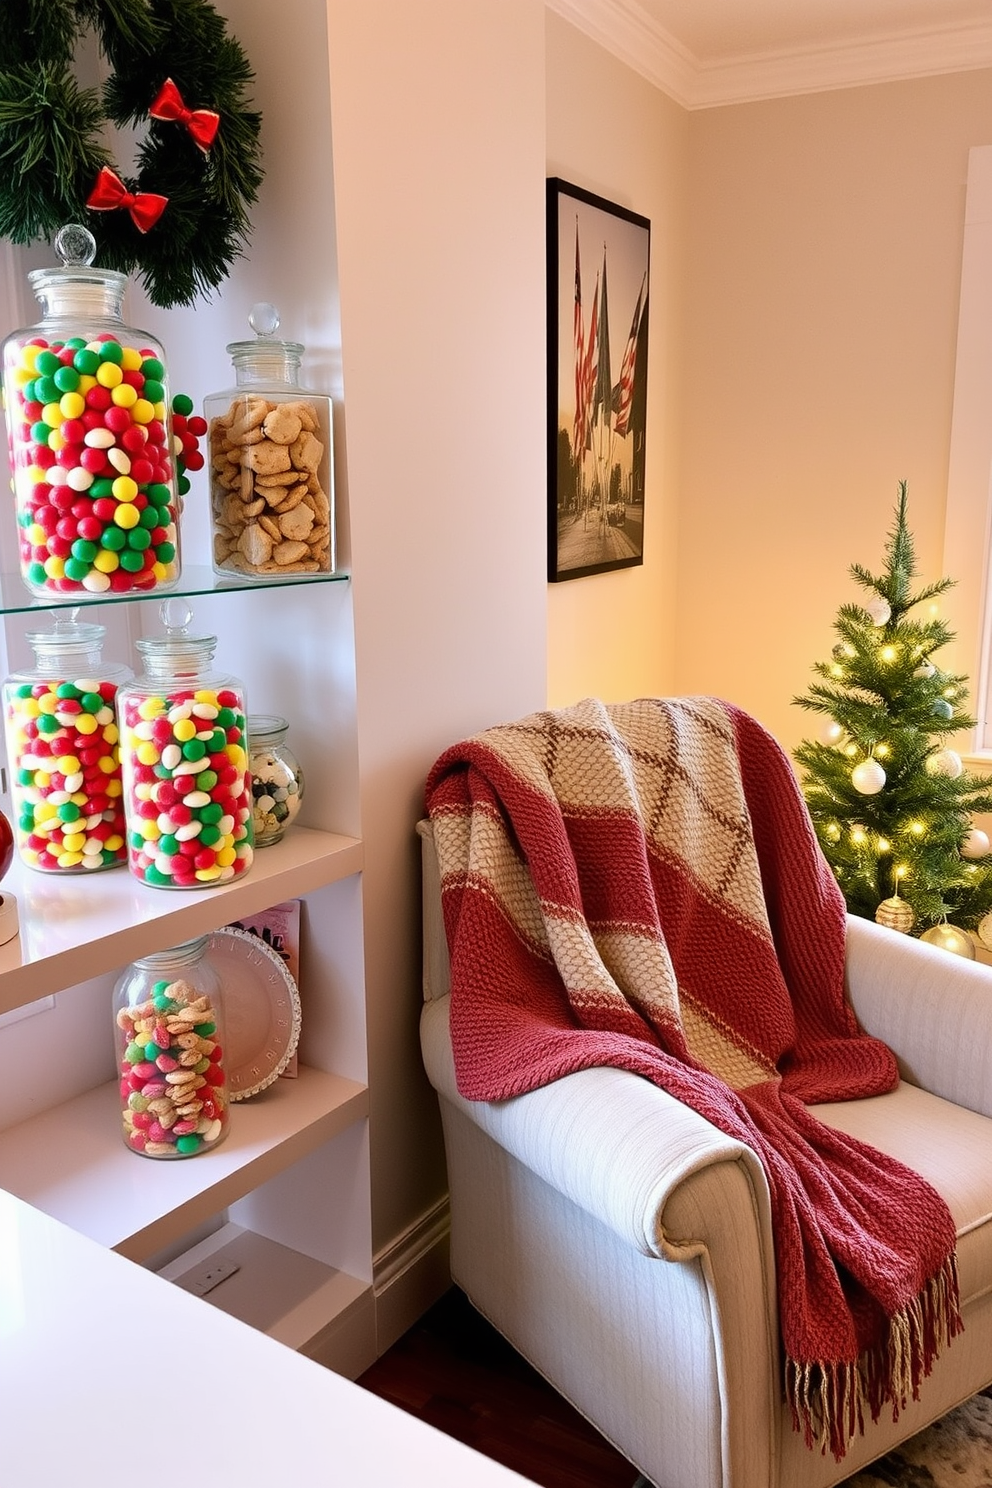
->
[[114, 936, 230, 1159]]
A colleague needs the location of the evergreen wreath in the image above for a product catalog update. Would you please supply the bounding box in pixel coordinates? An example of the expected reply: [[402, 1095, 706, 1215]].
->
[[0, 0, 264, 308]]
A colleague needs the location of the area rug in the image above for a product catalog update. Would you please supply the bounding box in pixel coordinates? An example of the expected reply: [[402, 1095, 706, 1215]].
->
[[837, 1388, 992, 1486]]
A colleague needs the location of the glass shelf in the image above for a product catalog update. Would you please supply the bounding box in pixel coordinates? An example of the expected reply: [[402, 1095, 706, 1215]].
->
[[0, 564, 350, 617]]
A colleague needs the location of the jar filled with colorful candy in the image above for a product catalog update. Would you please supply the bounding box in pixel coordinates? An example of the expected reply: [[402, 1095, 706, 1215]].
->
[[1, 224, 183, 600], [114, 936, 230, 1158], [2, 616, 132, 872], [117, 602, 254, 889]]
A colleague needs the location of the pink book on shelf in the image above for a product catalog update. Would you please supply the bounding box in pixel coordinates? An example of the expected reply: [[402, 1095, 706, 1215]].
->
[[225, 899, 301, 1077]]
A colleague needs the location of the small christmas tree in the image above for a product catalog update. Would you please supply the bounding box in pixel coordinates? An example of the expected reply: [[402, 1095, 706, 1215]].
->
[[794, 482, 992, 945]]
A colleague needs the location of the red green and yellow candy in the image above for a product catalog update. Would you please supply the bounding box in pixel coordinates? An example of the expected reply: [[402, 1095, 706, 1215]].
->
[[3, 333, 205, 596]]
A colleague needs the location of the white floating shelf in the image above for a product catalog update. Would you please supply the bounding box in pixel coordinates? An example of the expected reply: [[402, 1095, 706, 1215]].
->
[[0, 826, 363, 1017], [0, 1063, 368, 1261]]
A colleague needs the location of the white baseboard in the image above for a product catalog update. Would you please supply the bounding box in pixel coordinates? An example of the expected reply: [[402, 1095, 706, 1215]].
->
[[372, 1195, 451, 1355]]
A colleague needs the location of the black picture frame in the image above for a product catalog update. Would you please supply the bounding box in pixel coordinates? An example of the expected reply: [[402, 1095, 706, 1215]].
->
[[547, 178, 650, 582]]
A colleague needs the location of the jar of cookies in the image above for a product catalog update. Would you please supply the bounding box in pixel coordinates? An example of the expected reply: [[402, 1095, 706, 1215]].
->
[[204, 302, 334, 580], [2, 614, 132, 873], [114, 935, 230, 1158], [1, 225, 183, 600], [117, 600, 254, 889]]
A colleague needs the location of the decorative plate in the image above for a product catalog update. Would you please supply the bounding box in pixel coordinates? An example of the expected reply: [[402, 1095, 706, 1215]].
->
[[207, 925, 302, 1102]]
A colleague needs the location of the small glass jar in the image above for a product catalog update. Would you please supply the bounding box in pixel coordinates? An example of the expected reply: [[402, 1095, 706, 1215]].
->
[[203, 302, 334, 580], [2, 617, 132, 872], [248, 714, 305, 845], [1, 225, 182, 601], [117, 602, 254, 888], [114, 936, 230, 1158]]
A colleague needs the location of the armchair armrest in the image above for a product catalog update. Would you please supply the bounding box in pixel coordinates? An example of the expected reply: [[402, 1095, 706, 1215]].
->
[[421, 995, 773, 1266], [844, 915, 992, 1117]]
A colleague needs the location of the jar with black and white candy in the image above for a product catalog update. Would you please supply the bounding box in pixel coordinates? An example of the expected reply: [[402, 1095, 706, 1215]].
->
[[248, 714, 305, 846], [117, 603, 254, 889]]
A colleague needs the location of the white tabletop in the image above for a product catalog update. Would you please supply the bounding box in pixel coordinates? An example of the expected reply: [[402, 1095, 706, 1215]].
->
[[0, 1190, 531, 1487]]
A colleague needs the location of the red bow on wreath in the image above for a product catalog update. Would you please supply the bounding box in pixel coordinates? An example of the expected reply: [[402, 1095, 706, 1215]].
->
[[149, 77, 220, 152], [86, 167, 168, 233]]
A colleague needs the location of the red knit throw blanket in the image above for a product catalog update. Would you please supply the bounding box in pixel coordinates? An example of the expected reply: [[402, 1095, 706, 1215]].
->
[[424, 696, 962, 1461]]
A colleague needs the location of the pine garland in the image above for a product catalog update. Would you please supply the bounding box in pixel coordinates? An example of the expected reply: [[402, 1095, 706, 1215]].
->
[[0, 0, 263, 308]]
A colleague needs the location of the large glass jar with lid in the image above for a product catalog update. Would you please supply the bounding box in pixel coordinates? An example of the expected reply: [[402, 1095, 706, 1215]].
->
[[114, 936, 230, 1158], [2, 615, 132, 872], [117, 601, 254, 889], [0, 225, 182, 601], [204, 302, 334, 580]]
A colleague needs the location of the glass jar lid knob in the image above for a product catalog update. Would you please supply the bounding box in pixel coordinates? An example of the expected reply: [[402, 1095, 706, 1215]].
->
[[159, 597, 195, 635], [248, 301, 281, 339], [53, 224, 97, 268]]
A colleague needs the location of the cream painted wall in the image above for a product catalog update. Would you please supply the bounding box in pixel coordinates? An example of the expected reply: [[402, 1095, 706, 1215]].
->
[[679, 71, 992, 756], [324, 2, 548, 1259], [545, 14, 687, 709]]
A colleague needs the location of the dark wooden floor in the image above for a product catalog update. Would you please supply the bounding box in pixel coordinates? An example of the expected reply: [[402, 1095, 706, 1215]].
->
[[357, 1286, 642, 1488]]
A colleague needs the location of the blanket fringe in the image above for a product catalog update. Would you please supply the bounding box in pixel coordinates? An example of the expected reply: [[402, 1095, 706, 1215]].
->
[[785, 1253, 963, 1461]]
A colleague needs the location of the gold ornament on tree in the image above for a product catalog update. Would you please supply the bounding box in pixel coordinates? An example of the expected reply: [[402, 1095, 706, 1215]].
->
[[978, 912, 992, 950], [920, 921, 976, 959], [875, 893, 914, 934]]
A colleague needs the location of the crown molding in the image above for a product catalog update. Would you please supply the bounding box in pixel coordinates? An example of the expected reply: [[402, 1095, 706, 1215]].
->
[[545, 0, 992, 108]]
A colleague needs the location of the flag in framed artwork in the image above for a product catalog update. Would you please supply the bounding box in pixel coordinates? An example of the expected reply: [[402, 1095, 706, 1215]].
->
[[547, 178, 650, 582]]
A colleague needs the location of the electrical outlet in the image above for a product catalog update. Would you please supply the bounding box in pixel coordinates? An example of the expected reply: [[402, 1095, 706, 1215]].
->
[[177, 1256, 241, 1297]]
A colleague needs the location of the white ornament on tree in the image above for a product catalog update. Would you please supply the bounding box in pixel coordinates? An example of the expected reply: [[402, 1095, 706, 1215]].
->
[[925, 748, 963, 779], [865, 596, 891, 626], [962, 828, 991, 860], [978, 912, 992, 950], [851, 758, 886, 795], [818, 718, 845, 747], [913, 660, 936, 679]]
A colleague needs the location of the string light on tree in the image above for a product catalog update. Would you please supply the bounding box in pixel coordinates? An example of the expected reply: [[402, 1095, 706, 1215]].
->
[[794, 482, 992, 949]]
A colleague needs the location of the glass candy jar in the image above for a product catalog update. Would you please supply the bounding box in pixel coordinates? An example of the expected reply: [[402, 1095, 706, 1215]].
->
[[114, 936, 230, 1158], [204, 302, 334, 580], [2, 616, 132, 872], [248, 714, 305, 845], [117, 603, 254, 888], [1, 225, 182, 600]]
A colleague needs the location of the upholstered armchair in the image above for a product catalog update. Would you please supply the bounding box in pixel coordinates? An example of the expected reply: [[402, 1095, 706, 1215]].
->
[[417, 697, 992, 1488]]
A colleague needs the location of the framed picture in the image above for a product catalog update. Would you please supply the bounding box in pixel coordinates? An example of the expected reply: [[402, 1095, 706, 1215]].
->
[[547, 178, 650, 582]]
